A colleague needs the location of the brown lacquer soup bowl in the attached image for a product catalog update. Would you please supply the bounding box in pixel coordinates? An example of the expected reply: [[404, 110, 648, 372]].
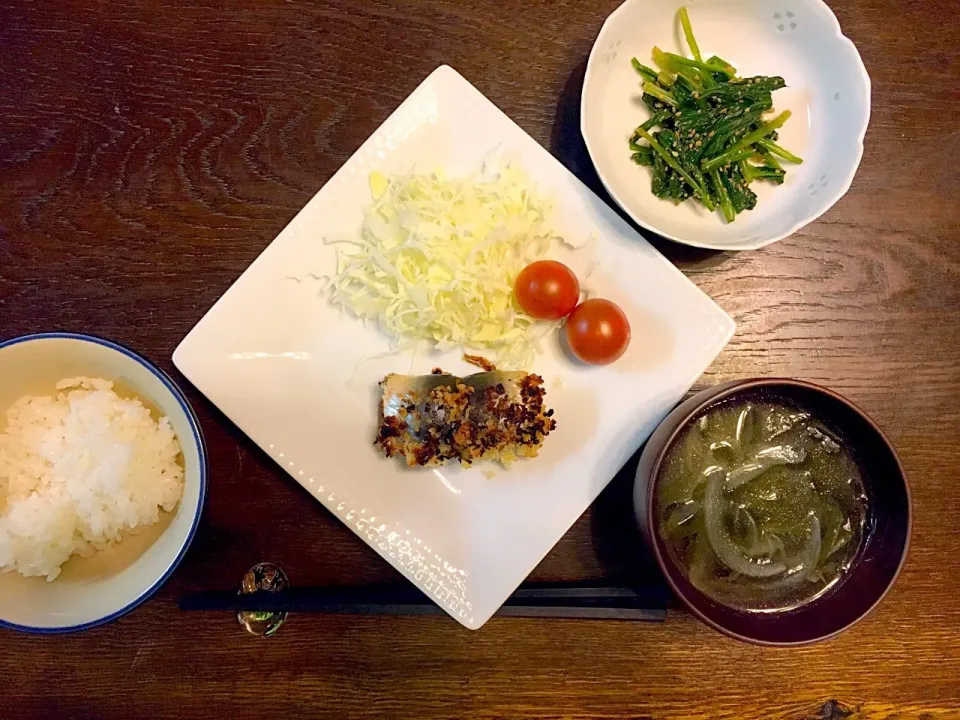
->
[[634, 379, 911, 646]]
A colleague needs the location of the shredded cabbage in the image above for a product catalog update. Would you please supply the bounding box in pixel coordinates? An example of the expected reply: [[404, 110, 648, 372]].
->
[[326, 163, 563, 368]]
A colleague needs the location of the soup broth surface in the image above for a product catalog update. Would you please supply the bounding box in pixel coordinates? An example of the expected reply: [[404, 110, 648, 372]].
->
[[656, 396, 869, 611]]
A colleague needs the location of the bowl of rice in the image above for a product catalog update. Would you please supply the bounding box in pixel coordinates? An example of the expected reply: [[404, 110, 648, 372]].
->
[[0, 332, 206, 633]]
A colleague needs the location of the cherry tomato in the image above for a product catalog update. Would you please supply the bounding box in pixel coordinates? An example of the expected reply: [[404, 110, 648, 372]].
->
[[514, 261, 580, 320], [564, 298, 631, 365]]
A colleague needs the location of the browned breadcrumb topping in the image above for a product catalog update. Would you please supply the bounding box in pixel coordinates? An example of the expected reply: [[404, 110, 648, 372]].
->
[[462, 354, 497, 372], [375, 373, 556, 468]]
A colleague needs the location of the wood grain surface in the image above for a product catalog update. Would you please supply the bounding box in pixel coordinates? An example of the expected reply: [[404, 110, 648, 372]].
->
[[1, 0, 959, 718]]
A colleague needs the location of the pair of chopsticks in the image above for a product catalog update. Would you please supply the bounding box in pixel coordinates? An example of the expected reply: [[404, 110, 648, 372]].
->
[[180, 583, 667, 621]]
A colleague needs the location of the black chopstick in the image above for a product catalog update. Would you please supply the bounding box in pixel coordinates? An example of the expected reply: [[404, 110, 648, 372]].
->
[[179, 583, 667, 621]]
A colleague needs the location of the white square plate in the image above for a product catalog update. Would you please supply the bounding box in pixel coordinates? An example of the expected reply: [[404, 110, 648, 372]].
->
[[174, 65, 735, 629]]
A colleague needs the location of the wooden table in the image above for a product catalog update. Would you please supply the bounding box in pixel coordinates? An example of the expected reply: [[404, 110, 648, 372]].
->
[[1, 0, 958, 717]]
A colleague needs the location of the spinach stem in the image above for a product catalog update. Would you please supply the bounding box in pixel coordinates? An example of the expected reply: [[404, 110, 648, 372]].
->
[[657, 70, 676, 87], [653, 47, 735, 79], [756, 137, 803, 164], [725, 147, 759, 164], [631, 57, 659, 84], [678, 7, 702, 62], [701, 111, 792, 172], [709, 169, 736, 223], [642, 81, 678, 107], [635, 128, 715, 211], [638, 109, 671, 132], [756, 145, 782, 170]]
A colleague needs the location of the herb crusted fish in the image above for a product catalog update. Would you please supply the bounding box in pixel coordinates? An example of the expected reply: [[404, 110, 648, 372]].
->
[[376, 370, 556, 467]]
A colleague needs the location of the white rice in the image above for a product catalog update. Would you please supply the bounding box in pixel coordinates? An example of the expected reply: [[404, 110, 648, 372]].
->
[[0, 377, 184, 581]]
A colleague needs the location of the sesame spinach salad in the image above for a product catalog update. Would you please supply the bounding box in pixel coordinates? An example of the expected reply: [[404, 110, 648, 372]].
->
[[629, 8, 803, 223]]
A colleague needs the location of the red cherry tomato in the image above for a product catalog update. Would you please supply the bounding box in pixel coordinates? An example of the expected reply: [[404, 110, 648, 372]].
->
[[514, 261, 580, 320], [564, 298, 631, 365]]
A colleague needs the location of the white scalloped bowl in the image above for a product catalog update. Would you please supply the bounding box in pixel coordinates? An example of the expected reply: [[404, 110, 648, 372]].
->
[[581, 0, 870, 250]]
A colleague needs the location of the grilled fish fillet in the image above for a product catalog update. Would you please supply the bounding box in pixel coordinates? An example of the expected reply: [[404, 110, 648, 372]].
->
[[375, 370, 556, 467]]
